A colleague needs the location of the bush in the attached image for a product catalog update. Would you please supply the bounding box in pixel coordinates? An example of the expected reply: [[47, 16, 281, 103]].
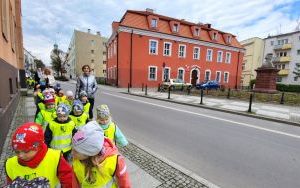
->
[[276, 84, 300, 92]]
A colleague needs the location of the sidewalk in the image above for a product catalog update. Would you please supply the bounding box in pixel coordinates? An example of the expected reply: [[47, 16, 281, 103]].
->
[[128, 88, 300, 126], [0, 89, 213, 188]]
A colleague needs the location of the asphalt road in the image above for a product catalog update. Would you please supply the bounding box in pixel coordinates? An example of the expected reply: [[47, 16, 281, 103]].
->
[[61, 82, 300, 188]]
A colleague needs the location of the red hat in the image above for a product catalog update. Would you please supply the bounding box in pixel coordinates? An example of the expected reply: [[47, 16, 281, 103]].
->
[[44, 94, 55, 104], [12, 122, 44, 151]]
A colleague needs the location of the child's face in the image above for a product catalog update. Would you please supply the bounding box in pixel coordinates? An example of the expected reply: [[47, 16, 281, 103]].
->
[[67, 96, 74, 101], [15, 149, 38, 161], [97, 117, 110, 125], [57, 114, 68, 122], [73, 110, 82, 116], [58, 91, 64, 97], [46, 103, 55, 109], [72, 149, 88, 160], [81, 96, 88, 103]]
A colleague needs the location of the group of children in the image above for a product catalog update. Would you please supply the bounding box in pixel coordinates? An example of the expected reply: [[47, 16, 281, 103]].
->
[[5, 83, 131, 188]]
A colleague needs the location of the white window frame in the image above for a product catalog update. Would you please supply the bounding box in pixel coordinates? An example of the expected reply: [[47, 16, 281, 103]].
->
[[149, 40, 158, 55], [194, 28, 200, 36], [224, 72, 229, 83], [193, 47, 200, 60], [178, 44, 186, 58], [177, 68, 185, 81], [227, 36, 231, 43], [162, 67, 171, 81], [215, 71, 221, 82], [148, 66, 158, 81], [225, 52, 231, 64], [151, 19, 157, 28], [204, 69, 211, 81], [217, 51, 223, 63], [173, 24, 179, 32], [163, 42, 172, 56], [206, 49, 213, 62], [213, 33, 218, 40]]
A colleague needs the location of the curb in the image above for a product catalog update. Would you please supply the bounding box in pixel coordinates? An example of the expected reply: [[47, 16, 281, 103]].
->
[[127, 138, 221, 188], [123, 92, 300, 127]]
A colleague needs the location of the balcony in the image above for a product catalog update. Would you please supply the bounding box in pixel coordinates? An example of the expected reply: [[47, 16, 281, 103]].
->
[[274, 43, 292, 50], [278, 69, 289, 76], [273, 56, 291, 63]]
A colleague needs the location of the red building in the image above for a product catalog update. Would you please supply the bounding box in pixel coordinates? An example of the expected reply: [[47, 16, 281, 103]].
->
[[107, 9, 244, 88]]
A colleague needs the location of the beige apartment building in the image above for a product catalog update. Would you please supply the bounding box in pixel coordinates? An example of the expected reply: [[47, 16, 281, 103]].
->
[[67, 29, 107, 81], [0, 0, 24, 152], [240, 37, 264, 88]]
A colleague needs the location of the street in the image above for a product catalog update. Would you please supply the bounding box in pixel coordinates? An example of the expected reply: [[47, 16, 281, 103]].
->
[[62, 82, 300, 188]]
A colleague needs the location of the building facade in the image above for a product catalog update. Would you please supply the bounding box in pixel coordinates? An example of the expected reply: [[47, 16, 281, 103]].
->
[[240, 37, 264, 88], [0, 0, 24, 152], [263, 31, 300, 84], [106, 9, 244, 88], [67, 29, 107, 81], [24, 48, 36, 77]]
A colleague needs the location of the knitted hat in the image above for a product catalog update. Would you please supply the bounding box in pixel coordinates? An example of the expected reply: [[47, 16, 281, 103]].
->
[[72, 121, 104, 156], [12, 122, 44, 151], [96, 104, 110, 119], [66, 90, 74, 97], [56, 103, 70, 116], [43, 94, 55, 104], [73, 100, 83, 112], [79, 91, 88, 98]]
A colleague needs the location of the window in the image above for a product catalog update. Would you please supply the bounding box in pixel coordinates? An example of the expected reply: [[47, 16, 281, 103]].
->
[[149, 40, 158, 55], [178, 69, 184, 81], [193, 47, 200, 59], [213, 33, 217, 40], [162, 67, 170, 81], [148, 66, 157, 80], [163, 42, 172, 56], [2, 0, 9, 41], [205, 70, 211, 81], [91, 59, 94, 63], [282, 64, 285, 69], [271, 41, 274, 46], [173, 24, 179, 32], [294, 77, 298, 81], [224, 72, 229, 83], [297, 49, 300, 55], [276, 77, 282, 82], [217, 51, 223, 63], [91, 40, 95, 46], [277, 39, 289, 45], [227, 36, 231, 43], [103, 61, 106, 64], [216, 71, 221, 82], [225, 52, 231, 63], [194, 28, 200, 36], [103, 70, 106, 74], [91, 50, 94, 54], [178, 44, 186, 58], [242, 63, 246, 70], [114, 40, 117, 54], [151, 19, 157, 28], [206, 49, 213, 61]]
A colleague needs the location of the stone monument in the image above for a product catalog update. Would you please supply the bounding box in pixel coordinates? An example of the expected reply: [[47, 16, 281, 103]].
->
[[253, 53, 279, 93]]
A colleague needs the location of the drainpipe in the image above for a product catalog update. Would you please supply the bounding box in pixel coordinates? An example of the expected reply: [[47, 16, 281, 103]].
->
[[130, 30, 133, 87], [235, 51, 241, 89], [116, 33, 119, 87]]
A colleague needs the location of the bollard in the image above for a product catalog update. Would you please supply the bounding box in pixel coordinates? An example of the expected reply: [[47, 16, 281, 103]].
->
[[142, 83, 144, 91], [145, 85, 148, 95], [187, 87, 191, 95], [158, 83, 161, 92], [168, 86, 171, 99], [227, 88, 231, 99], [248, 93, 253, 112], [280, 92, 285, 104], [200, 89, 204, 104], [128, 83, 130, 93]]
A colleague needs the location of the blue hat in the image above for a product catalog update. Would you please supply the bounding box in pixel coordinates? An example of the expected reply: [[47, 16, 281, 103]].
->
[[57, 103, 70, 116], [73, 100, 83, 112]]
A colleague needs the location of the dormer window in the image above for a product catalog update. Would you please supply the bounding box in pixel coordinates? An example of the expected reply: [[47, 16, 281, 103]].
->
[[213, 32, 218, 40], [151, 19, 157, 28], [173, 24, 179, 32], [227, 36, 232, 43], [194, 28, 200, 36]]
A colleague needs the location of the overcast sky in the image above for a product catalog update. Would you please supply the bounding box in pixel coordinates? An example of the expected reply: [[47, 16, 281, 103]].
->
[[22, 0, 300, 65]]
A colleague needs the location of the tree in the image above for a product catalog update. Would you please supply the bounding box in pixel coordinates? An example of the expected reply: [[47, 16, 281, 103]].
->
[[34, 59, 45, 69], [293, 63, 300, 81], [50, 44, 68, 77]]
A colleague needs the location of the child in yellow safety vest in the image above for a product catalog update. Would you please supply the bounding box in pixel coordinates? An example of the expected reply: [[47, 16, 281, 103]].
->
[[35, 94, 57, 130], [79, 91, 90, 118], [96, 104, 128, 147], [55, 88, 67, 106], [5, 122, 75, 187], [69, 100, 89, 129], [44, 103, 76, 161], [72, 121, 131, 187], [63, 90, 74, 109]]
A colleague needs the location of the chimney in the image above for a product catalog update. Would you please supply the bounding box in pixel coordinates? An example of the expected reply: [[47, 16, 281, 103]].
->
[[88, 29, 91, 33], [204, 23, 211, 28], [96, 31, 101, 36], [146, 8, 154, 13]]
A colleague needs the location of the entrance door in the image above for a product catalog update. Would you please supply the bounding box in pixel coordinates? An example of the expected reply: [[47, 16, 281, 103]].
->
[[191, 69, 198, 86]]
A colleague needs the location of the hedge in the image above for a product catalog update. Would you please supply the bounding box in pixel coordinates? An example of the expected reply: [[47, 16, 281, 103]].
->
[[276, 84, 300, 92]]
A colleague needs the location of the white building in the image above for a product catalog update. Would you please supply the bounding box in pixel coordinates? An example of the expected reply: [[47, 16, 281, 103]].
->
[[263, 31, 300, 84], [24, 48, 36, 77]]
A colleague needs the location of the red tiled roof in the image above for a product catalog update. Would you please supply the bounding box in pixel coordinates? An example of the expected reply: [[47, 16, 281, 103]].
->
[[118, 10, 243, 48]]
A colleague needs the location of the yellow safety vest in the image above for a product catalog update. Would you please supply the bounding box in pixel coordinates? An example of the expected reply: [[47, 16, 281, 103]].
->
[[56, 96, 66, 106], [5, 148, 61, 188], [37, 92, 44, 100], [38, 102, 45, 111], [40, 109, 56, 129], [70, 113, 89, 128], [49, 120, 75, 153], [83, 102, 90, 115], [73, 155, 118, 188], [102, 122, 117, 144]]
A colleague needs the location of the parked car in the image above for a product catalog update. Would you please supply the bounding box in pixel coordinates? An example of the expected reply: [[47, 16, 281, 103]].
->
[[160, 79, 192, 91], [195, 80, 220, 89]]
